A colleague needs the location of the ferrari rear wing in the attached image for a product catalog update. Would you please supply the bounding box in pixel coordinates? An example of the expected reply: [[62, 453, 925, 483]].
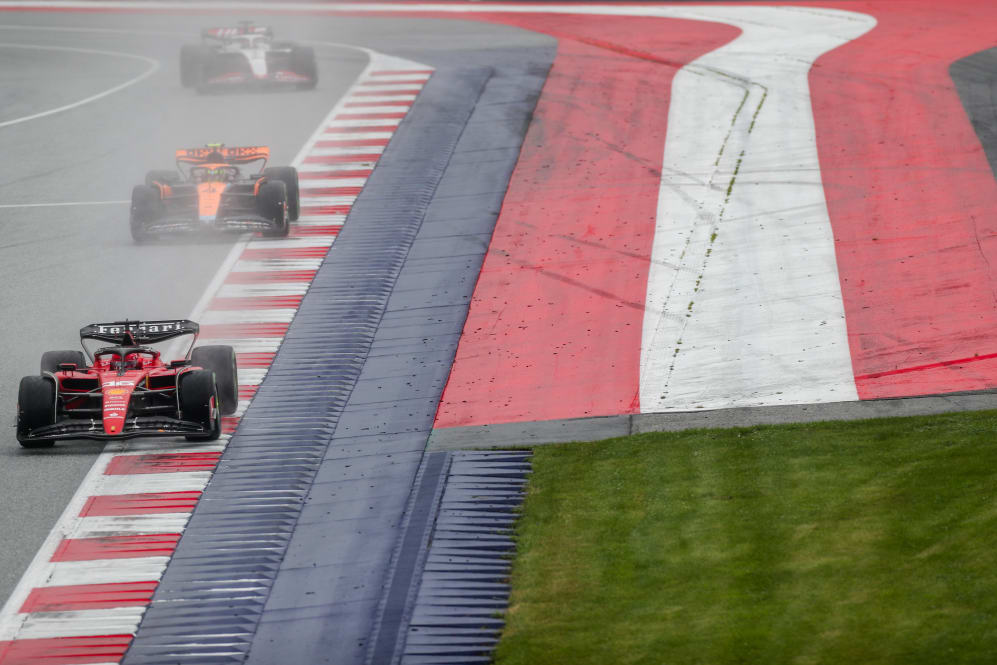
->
[[80, 320, 199, 345], [176, 145, 270, 169]]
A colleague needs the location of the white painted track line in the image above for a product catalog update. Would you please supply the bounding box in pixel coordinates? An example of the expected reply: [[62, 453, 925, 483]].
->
[[45, 559, 171, 587], [639, 6, 873, 412], [0, 43, 159, 129], [0, 200, 129, 209], [17, 608, 146, 639]]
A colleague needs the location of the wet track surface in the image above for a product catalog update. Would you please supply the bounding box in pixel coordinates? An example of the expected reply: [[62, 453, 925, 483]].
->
[[0, 5, 552, 623], [0, 10, 362, 607], [3, 3, 997, 664]]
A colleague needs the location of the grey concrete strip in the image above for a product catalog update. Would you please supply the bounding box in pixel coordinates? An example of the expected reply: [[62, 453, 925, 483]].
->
[[398, 451, 531, 665], [429, 392, 997, 448], [951, 47, 997, 178], [246, 36, 555, 665], [365, 450, 450, 665], [429, 415, 631, 449]]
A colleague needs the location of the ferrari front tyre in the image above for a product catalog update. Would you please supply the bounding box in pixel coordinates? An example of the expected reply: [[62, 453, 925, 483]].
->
[[179, 370, 221, 441], [191, 345, 238, 415], [257, 180, 289, 238], [290, 46, 317, 90], [40, 350, 86, 374], [262, 167, 299, 221], [17, 376, 56, 448], [130, 184, 161, 243]]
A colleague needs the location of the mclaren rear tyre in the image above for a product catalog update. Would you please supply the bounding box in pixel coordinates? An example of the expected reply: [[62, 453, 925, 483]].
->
[[40, 350, 87, 374], [257, 180, 289, 238], [17, 376, 56, 448], [130, 184, 161, 243], [290, 46, 318, 90], [191, 345, 239, 416], [144, 170, 180, 188], [179, 370, 221, 442], [262, 166, 300, 221]]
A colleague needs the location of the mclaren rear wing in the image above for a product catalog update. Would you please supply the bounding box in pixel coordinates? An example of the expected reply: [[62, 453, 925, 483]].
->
[[176, 145, 270, 170]]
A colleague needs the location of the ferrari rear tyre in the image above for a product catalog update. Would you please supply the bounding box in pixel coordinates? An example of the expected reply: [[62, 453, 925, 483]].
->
[[290, 46, 317, 90], [17, 376, 56, 448], [257, 180, 289, 238], [40, 350, 86, 374], [262, 167, 299, 221], [130, 184, 161, 243], [191, 345, 238, 415], [179, 370, 221, 441]]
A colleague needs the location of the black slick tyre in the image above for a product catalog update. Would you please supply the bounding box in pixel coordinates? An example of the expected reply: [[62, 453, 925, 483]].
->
[[262, 167, 299, 221], [144, 170, 180, 188], [257, 180, 289, 238], [40, 350, 86, 374], [130, 184, 161, 243], [191, 345, 238, 415], [180, 44, 206, 88], [290, 45, 317, 89], [17, 376, 56, 448], [179, 370, 221, 441]]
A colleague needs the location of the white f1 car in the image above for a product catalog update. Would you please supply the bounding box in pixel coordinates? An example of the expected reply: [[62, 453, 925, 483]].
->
[[180, 21, 318, 92]]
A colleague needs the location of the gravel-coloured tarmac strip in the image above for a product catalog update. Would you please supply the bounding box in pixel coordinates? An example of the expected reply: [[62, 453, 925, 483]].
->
[[951, 47, 997, 180], [429, 391, 997, 449]]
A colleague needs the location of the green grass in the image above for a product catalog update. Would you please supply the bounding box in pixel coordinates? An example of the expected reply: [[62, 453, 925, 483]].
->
[[493, 410, 997, 665]]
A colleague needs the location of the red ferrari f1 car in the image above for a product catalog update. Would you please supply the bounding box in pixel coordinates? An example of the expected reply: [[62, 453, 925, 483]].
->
[[130, 144, 300, 241], [16, 320, 238, 447]]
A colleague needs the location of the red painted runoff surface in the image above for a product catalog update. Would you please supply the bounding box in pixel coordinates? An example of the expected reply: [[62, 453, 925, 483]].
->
[[51, 534, 181, 562], [241, 246, 329, 260], [104, 453, 221, 475], [79, 491, 201, 517], [302, 153, 381, 164], [199, 322, 290, 338], [289, 225, 342, 238], [236, 352, 275, 368], [209, 295, 304, 310], [435, 13, 739, 427], [812, 0, 997, 398], [224, 270, 317, 283], [0, 635, 131, 665], [20, 581, 157, 613]]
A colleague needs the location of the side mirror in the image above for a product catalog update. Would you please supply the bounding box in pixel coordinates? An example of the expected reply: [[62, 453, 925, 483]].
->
[[170, 359, 191, 368], [57, 363, 78, 372]]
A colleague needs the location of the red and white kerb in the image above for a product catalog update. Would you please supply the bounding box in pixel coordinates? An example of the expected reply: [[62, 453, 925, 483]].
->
[[0, 58, 431, 664]]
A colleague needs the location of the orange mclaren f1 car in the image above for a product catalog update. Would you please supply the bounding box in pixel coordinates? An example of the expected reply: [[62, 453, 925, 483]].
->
[[130, 144, 299, 242]]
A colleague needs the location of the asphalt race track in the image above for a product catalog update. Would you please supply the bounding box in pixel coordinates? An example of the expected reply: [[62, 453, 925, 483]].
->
[[0, 12, 363, 605], [1, 2, 996, 664], [0, 4, 545, 617], [0, 7, 555, 662]]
